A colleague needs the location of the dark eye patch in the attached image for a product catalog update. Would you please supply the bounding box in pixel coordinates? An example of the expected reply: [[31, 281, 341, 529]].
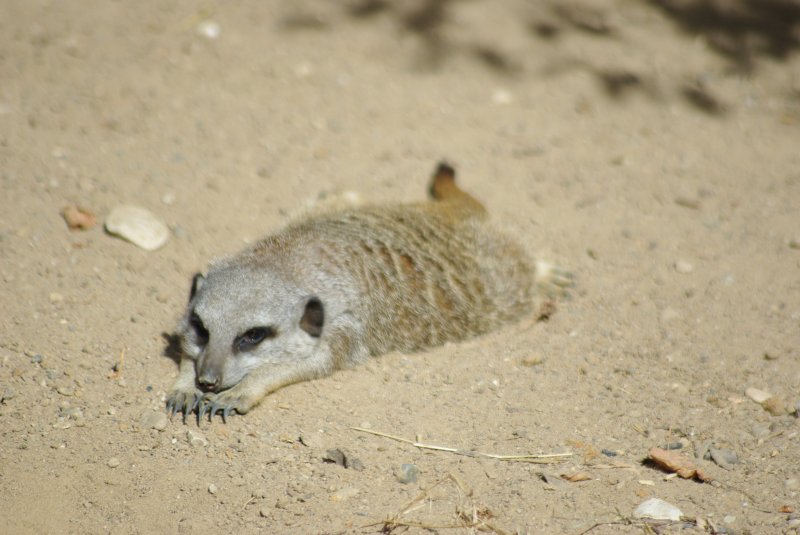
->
[[189, 310, 209, 346], [234, 326, 276, 353]]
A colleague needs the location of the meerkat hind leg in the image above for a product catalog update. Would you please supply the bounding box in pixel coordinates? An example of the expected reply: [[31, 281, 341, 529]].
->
[[534, 259, 575, 298]]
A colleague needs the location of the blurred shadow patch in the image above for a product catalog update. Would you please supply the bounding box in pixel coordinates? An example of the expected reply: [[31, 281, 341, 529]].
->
[[599, 70, 643, 98], [162, 332, 183, 365], [647, 0, 800, 72], [682, 84, 728, 115], [280, 12, 329, 31], [553, 4, 616, 36], [348, 0, 390, 19], [471, 45, 521, 75]]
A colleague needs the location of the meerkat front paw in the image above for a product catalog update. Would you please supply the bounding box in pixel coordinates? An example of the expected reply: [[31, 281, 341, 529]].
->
[[166, 387, 203, 422], [198, 385, 259, 423]]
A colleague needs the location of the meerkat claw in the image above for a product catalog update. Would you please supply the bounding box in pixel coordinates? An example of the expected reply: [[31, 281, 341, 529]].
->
[[183, 394, 201, 423], [208, 402, 221, 420], [197, 400, 209, 423], [191, 393, 202, 414], [166, 392, 186, 419], [181, 397, 191, 417]]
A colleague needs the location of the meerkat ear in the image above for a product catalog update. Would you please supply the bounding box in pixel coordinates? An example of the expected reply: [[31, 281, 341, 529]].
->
[[299, 297, 324, 338], [189, 273, 205, 301]]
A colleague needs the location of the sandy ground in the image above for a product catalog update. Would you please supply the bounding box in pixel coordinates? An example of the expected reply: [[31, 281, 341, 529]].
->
[[1, 0, 799, 533]]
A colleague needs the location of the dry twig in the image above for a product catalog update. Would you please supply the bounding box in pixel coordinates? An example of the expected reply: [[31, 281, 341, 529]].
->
[[350, 427, 571, 464]]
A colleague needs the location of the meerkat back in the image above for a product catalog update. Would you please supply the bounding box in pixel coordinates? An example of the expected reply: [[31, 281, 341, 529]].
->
[[278, 202, 535, 356]]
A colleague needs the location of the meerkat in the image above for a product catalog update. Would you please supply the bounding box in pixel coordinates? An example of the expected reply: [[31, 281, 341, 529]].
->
[[166, 163, 571, 422]]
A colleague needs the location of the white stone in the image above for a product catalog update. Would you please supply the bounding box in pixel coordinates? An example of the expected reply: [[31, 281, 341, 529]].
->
[[187, 430, 208, 447], [197, 21, 220, 39], [745, 387, 772, 404], [330, 487, 359, 502], [141, 410, 168, 431], [633, 498, 683, 521], [105, 205, 169, 251]]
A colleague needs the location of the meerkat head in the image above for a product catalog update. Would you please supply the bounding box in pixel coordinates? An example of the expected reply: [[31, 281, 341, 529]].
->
[[178, 263, 325, 393]]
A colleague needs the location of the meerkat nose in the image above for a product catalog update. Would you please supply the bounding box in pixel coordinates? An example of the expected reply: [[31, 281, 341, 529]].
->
[[197, 373, 220, 392]]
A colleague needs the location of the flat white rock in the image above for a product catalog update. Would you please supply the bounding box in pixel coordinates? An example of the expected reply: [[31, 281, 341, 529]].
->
[[105, 205, 169, 251], [633, 498, 683, 521], [745, 387, 772, 404]]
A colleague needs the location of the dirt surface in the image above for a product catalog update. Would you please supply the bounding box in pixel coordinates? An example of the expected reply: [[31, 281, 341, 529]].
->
[[2, 1, 800, 533]]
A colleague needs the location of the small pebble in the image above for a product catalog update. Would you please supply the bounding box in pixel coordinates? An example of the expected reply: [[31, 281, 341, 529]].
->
[[61, 406, 83, 420], [322, 449, 345, 467], [208, 483, 218, 495], [674, 260, 694, 273], [57, 385, 75, 397], [298, 431, 325, 449], [322, 448, 364, 470], [30, 354, 44, 364], [187, 430, 208, 447], [395, 463, 419, 484], [348, 457, 365, 471], [330, 487, 360, 502], [633, 498, 683, 521], [520, 355, 544, 367], [723, 515, 736, 524], [197, 21, 220, 39], [745, 387, 772, 404], [709, 448, 739, 469], [61, 205, 96, 231], [762, 396, 787, 416], [785, 478, 800, 491], [259, 508, 270, 518], [141, 410, 168, 431], [107, 457, 120, 468], [105, 205, 170, 251], [789, 237, 800, 250]]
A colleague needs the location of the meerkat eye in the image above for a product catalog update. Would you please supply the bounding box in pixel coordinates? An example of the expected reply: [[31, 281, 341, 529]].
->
[[189, 311, 209, 346], [235, 326, 276, 353]]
